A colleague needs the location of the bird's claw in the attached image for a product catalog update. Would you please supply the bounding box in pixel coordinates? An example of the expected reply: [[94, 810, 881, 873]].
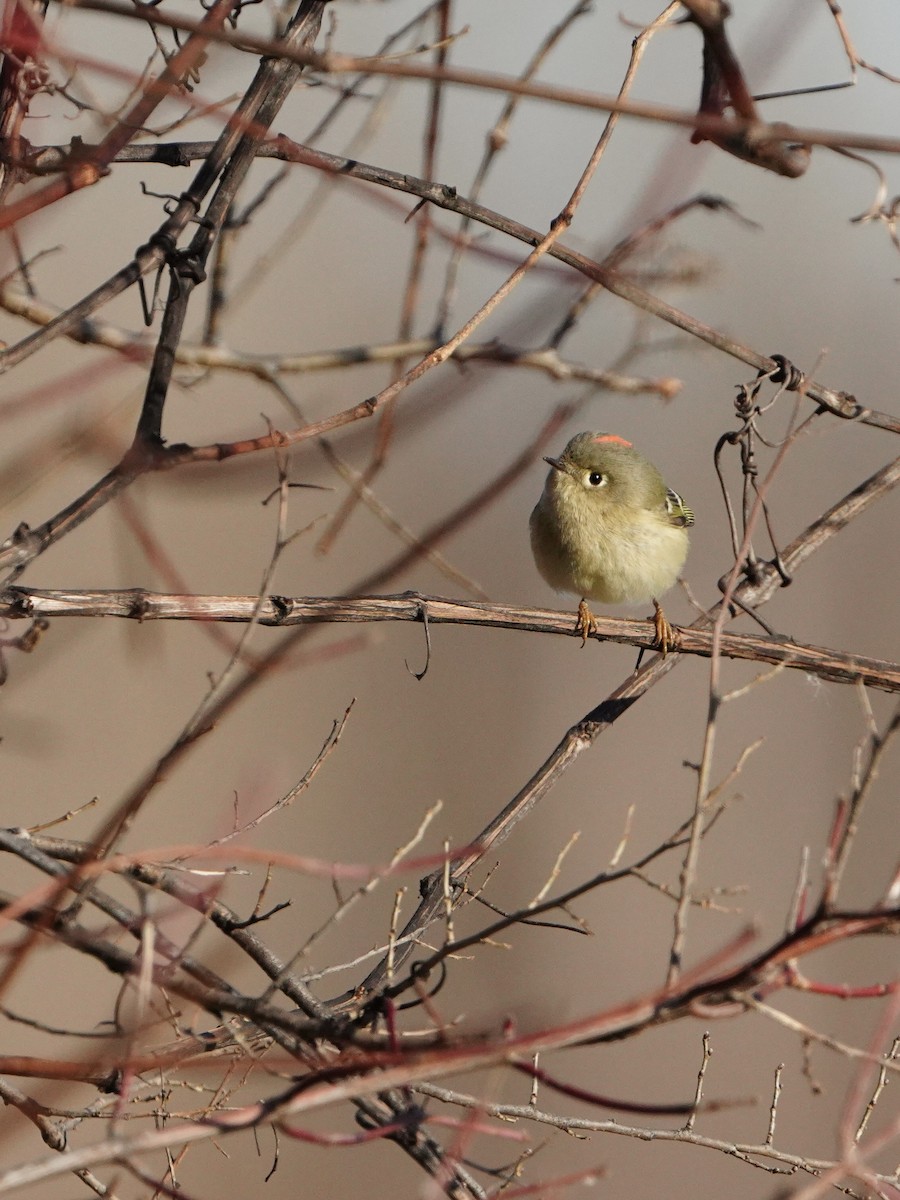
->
[[652, 599, 678, 657], [576, 599, 598, 647]]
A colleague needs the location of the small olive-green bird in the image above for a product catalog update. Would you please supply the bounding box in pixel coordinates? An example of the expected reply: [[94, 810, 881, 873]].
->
[[529, 431, 694, 653]]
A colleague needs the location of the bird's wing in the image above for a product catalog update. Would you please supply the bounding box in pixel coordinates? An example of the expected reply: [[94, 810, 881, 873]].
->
[[665, 486, 694, 528]]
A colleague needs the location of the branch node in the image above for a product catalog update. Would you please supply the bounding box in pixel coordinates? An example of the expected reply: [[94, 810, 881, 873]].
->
[[766, 354, 804, 391]]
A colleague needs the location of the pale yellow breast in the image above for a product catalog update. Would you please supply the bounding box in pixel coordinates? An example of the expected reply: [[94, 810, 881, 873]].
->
[[530, 489, 688, 605]]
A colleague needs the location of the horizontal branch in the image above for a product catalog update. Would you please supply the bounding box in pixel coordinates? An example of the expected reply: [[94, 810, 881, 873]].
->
[[0, 289, 679, 396], [3, 588, 898, 693], [415, 1082, 898, 1189], [53, 0, 900, 157]]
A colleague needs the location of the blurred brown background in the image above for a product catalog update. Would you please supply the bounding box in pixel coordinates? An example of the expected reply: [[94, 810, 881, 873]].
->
[[0, 1, 898, 1197]]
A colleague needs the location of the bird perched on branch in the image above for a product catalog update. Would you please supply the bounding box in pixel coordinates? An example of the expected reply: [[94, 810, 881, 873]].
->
[[530, 431, 693, 655]]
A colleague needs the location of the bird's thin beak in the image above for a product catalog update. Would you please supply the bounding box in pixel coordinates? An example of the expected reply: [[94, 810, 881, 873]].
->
[[543, 455, 565, 472]]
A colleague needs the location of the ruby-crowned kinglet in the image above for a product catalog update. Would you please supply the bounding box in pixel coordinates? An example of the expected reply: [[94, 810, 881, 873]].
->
[[529, 432, 694, 653]]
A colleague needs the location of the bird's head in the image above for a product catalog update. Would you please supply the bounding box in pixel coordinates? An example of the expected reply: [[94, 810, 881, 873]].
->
[[543, 432, 667, 512]]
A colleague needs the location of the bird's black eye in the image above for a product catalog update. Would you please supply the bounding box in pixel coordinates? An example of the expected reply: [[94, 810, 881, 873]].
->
[[587, 471, 605, 487]]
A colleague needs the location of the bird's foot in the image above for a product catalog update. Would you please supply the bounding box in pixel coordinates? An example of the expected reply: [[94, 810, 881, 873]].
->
[[576, 599, 598, 647], [652, 598, 678, 657]]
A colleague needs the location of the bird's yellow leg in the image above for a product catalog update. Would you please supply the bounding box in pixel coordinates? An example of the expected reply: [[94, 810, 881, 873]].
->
[[651, 598, 677, 657], [576, 599, 598, 647]]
